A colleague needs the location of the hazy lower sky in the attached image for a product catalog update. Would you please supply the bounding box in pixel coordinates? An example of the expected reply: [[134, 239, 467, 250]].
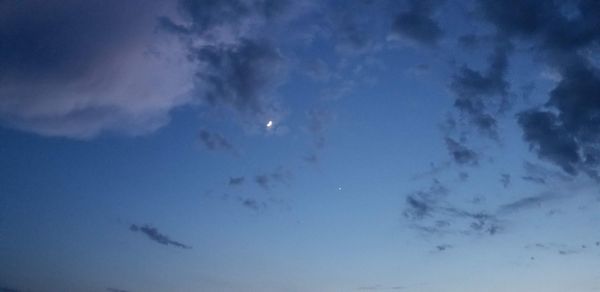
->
[[2, 1, 600, 291]]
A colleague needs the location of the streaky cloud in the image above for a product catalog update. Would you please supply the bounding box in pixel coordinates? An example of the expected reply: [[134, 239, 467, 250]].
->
[[130, 224, 191, 249]]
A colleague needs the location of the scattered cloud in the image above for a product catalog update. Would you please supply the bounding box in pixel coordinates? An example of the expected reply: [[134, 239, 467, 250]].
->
[[130, 224, 191, 249], [403, 179, 501, 236], [198, 129, 235, 153], [254, 167, 292, 190], [445, 137, 478, 165], [525, 241, 599, 256], [238, 197, 266, 211], [450, 41, 512, 139]]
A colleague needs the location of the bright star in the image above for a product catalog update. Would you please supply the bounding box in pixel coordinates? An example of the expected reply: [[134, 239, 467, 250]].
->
[[266, 120, 273, 128]]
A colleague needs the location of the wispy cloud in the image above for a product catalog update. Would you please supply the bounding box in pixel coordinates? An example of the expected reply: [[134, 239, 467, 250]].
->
[[198, 130, 235, 154], [130, 224, 191, 249], [403, 179, 501, 236], [357, 285, 404, 291], [445, 138, 478, 165], [254, 167, 293, 190], [499, 192, 561, 214]]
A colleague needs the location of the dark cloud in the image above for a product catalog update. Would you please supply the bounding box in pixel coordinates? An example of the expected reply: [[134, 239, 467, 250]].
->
[[130, 224, 191, 249], [193, 39, 284, 120], [445, 137, 478, 165], [0, 0, 194, 138], [0, 286, 22, 292], [392, 0, 445, 46], [198, 130, 234, 152], [518, 60, 600, 177], [478, 0, 600, 51], [500, 173, 511, 188], [518, 110, 580, 175], [228, 176, 245, 186], [477, 0, 600, 176], [450, 42, 512, 138]]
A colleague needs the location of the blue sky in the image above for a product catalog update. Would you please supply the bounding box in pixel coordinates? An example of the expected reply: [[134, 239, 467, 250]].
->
[[2, 0, 600, 291]]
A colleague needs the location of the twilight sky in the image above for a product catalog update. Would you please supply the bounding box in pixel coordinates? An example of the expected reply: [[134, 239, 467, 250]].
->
[[2, 0, 600, 291]]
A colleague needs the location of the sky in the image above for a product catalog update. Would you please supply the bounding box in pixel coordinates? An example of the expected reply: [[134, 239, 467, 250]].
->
[[1, 0, 600, 291]]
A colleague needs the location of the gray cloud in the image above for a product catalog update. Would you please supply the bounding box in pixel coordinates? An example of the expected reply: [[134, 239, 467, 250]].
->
[[392, 0, 445, 46], [0, 0, 194, 138], [130, 224, 191, 249]]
